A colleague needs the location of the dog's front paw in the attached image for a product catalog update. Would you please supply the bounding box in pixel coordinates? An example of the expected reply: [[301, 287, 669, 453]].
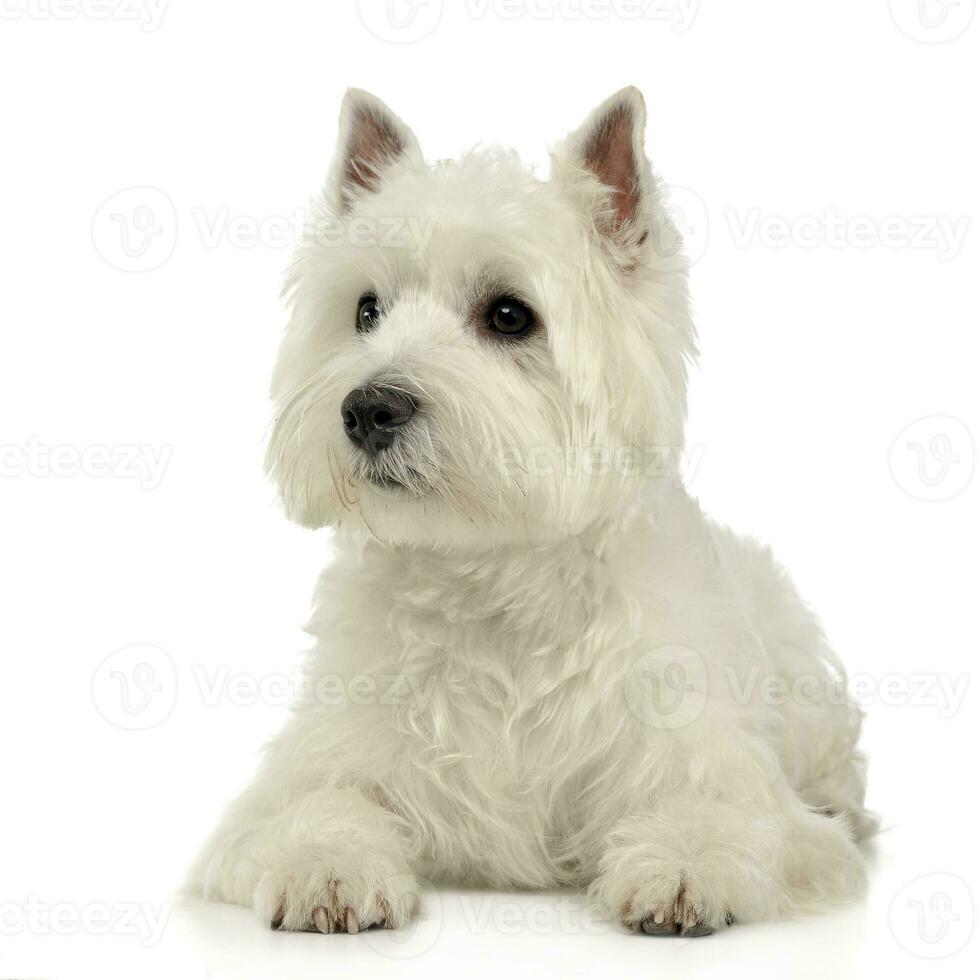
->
[[255, 852, 419, 934], [598, 852, 781, 937], [619, 886, 734, 938], [265, 875, 404, 934], [592, 817, 788, 936]]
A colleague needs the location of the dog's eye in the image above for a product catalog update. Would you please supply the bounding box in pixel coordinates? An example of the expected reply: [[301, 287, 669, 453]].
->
[[356, 294, 381, 333], [486, 297, 533, 337]]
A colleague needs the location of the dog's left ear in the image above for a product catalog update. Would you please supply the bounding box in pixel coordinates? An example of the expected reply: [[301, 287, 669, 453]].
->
[[331, 89, 424, 211], [559, 86, 654, 241]]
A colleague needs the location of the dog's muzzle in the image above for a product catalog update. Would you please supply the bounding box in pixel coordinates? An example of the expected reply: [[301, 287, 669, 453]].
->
[[341, 385, 416, 457]]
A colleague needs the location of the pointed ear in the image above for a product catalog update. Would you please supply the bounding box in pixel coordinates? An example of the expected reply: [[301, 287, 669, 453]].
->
[[561, 87, 652, 237], [331, 89, 423, 210]]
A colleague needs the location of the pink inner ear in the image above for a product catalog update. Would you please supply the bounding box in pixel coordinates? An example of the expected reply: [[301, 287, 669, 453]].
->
[[344, 107, 405, 193], [583, 104, 639, 230]]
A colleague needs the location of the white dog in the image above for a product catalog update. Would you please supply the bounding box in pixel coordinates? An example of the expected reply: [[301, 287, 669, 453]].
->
[[189, 87, 875, 937]]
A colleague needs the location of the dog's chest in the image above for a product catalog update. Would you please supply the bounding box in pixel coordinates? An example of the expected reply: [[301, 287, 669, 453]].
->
[[394, 614, 588, 775], [379, 600, 627, 885], [333, 540, 642, 884]]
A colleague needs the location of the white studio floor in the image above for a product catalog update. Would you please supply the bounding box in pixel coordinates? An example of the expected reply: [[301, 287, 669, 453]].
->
[[2, 828, 974, 980]]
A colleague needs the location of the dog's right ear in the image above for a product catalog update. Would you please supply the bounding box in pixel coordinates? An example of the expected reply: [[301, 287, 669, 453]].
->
[[555, 87, 657, 253], [331, 89, 423, 211]]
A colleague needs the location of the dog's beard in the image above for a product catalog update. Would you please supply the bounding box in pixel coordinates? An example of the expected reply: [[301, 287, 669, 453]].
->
[[345, 422, 514, 529], [346, 439, 432, 497]]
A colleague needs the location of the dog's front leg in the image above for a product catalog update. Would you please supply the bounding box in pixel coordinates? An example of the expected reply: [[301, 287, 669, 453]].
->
[[189, 784, 418, 933], [590, 735, 867, 935]]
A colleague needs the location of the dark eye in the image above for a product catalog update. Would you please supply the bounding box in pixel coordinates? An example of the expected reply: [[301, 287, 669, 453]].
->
[[356, 294, 381, 333], [487, 296, 534, 337]]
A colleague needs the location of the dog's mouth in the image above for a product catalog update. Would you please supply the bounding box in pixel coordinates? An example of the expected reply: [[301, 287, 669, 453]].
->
[[366, 470, 410, 491], [362, 463, 429, 497], [344, 430, 436, 498]]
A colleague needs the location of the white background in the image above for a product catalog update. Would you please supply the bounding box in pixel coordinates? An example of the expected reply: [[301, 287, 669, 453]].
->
[[1, 1, 978, 977]]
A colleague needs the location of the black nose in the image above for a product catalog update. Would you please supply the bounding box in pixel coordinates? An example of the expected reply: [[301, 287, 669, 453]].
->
[[341, 385, 416, 456]]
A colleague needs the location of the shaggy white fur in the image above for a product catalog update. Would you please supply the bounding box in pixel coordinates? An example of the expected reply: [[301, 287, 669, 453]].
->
[[188, 87, 875, 937]]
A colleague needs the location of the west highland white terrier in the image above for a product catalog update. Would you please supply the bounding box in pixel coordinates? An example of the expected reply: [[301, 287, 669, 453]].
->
[[189, 87, 875, 937]]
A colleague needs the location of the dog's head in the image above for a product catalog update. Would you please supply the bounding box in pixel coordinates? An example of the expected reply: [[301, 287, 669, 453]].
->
[[267, 87, 695, 548]]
